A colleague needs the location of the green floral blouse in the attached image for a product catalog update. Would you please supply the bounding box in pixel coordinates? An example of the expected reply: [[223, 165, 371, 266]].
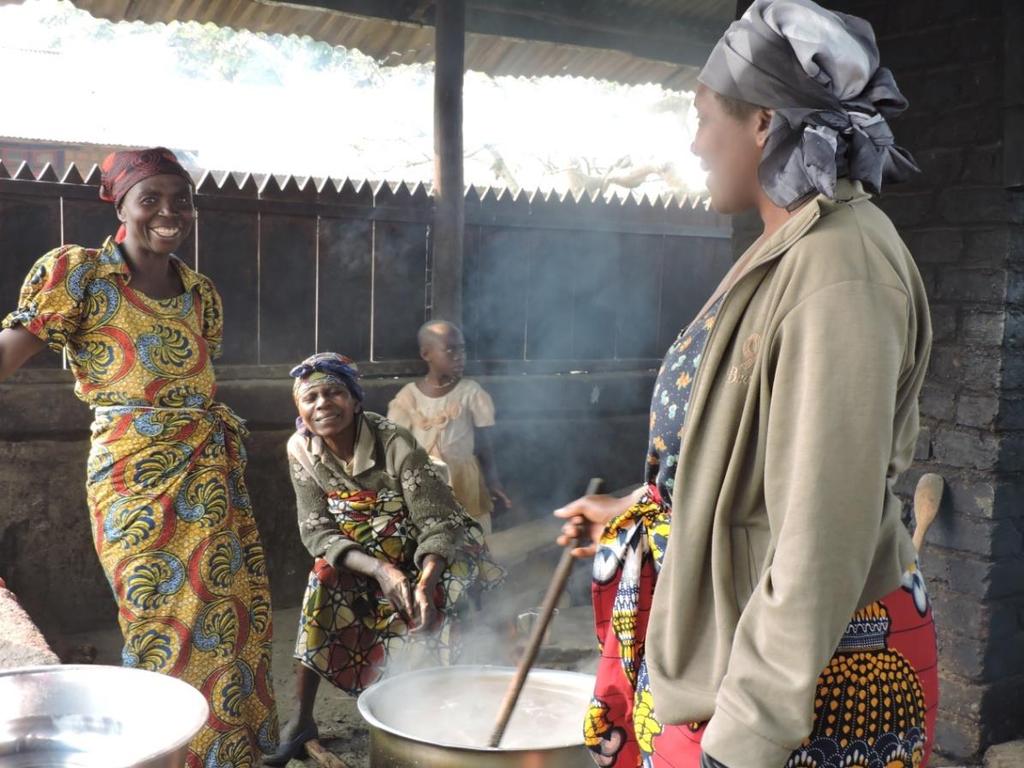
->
[[287, 412, 471, 569]]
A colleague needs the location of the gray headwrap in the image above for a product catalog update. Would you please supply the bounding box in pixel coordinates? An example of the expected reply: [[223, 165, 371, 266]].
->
[[699, 0, 919, 209]]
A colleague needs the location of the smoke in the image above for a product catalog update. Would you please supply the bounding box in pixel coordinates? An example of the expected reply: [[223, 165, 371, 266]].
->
[[461, 225, 734, 529], [377, 577, 597, 685]]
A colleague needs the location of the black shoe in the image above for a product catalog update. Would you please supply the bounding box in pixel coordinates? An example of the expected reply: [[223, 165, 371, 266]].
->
[[264, 721, 319, 766]]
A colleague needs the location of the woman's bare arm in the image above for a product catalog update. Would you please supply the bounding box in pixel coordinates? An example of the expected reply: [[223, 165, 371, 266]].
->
[[0, 327, 46, 382]]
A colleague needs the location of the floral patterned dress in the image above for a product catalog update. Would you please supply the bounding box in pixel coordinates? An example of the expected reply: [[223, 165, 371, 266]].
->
[[2, 239, 278, 768], [388, 378, 497, 532], [583, 298, 937, 768], [287, 412, 504, 694]]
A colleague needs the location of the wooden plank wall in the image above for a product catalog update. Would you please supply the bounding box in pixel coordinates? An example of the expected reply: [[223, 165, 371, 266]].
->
[[0, 161, 731, 372]]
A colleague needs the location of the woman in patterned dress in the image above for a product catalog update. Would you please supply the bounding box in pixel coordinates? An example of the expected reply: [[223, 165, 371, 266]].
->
[[267, 352, 502, 766], [0, 148, 277, 767], [556, 2, 937, 767]]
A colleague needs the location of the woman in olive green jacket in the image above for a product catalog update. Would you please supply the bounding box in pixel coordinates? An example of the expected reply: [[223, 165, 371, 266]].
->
[[557, 2, 936, 767]]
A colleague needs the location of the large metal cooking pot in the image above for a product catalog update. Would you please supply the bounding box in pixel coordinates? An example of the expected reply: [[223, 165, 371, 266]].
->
[[357, 665, 595, 768], [0, 665, 209, 768]]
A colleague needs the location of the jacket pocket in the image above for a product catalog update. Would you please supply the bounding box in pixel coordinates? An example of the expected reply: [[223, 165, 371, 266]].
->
[[731, 526, 757, 611], [732, 524, 770, 611]]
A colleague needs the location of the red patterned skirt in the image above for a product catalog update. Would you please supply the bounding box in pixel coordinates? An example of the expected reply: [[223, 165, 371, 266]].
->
[[584, 488, 938, 768]]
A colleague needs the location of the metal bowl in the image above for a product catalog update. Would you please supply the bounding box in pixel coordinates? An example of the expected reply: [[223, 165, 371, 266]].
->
[[357, 665, 595, 768], [0, 665, 209, 768]]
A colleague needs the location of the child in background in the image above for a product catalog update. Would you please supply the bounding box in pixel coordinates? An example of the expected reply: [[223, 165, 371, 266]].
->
[[388, 320, 510, 534]]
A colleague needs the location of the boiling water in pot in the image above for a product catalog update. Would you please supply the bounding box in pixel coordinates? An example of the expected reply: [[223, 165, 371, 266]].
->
[[366, 671, 587, 749]]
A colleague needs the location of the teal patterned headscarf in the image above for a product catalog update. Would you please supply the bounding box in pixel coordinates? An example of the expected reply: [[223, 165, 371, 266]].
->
[[289, 352, 364, 402]]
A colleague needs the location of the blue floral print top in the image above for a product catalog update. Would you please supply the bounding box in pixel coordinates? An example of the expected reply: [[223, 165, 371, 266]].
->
[[645, 296, 725, 504]]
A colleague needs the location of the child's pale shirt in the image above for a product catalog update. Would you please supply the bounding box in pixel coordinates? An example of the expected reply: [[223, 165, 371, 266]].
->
[[387, 379, 496, 461]]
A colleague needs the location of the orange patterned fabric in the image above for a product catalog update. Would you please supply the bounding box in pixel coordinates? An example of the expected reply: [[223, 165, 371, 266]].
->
[[99, 147, 192, 204]]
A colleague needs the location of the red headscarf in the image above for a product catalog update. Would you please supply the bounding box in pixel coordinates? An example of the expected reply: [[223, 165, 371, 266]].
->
[[99, 147, 194, 243]]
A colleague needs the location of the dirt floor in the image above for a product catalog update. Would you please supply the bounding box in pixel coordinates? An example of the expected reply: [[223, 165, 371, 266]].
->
[[63, 598, 599, 767]]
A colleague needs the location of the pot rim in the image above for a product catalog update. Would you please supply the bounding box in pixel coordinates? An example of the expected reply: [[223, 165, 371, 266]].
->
[[356, 665, 595, 753], [0, 664, 210, 764]]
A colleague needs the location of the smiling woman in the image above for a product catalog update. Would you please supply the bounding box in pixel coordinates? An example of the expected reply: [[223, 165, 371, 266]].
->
[[265, 352, 504, 766], [116, 177, 195, 268], [0, 147, 279, 768]]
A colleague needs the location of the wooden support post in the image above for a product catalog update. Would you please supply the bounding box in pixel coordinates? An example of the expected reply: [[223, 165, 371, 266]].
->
[[432, 0, 466, 323]]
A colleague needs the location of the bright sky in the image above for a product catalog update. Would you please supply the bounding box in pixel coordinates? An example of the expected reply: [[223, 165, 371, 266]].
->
[[0, 0, 707, 199]]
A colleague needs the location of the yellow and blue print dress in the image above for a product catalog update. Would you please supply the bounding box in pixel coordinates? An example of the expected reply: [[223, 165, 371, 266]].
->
[[3, 239, 278, 767]]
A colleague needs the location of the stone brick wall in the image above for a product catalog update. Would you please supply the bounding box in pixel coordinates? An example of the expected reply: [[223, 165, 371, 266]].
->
[[735, 0, 1024, 760], [863, 1, 1022, 760]]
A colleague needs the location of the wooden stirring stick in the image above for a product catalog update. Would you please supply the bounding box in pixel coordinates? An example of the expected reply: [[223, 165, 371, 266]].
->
[[912, 473, 944, 554], [488, 477, 605, 749]]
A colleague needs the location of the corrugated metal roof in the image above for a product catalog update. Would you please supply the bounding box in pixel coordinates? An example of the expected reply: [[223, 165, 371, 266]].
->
[[625, 0, 734, 22], [0, 41, 708, 198], [62, 0, 735, 89]]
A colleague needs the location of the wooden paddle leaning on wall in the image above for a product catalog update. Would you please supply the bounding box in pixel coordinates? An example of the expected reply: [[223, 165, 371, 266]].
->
[[912, 473, 944, 555]]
